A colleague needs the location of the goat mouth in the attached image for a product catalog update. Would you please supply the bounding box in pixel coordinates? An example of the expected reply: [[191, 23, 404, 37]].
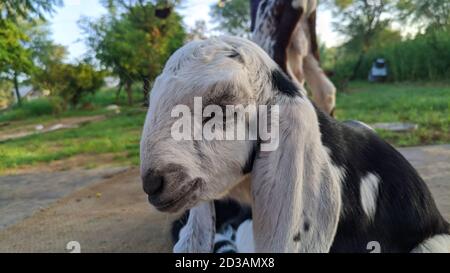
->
[[149, 179, 202, 213]]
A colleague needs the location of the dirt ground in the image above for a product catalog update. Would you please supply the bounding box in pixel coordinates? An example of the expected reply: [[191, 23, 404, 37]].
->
[[0, 145, 449, 253], [0, 168, 177, 253]]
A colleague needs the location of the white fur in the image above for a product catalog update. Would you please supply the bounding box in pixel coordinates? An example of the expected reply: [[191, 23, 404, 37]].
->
[[142, 36, 340, 253], [360, 173, 381, 221], [251, 96, 341, 252], [411, 234, 450, 253], [235, 220, 255, 253], [173, 202, 215, 253], [141, 37, 276, 210]]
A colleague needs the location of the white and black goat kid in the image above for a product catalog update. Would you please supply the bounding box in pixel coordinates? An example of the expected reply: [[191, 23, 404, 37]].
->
[[140, 36, 450, 253]]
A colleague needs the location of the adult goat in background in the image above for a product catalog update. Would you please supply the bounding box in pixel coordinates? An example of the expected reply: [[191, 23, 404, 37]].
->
[[252, 0, 337, 115]]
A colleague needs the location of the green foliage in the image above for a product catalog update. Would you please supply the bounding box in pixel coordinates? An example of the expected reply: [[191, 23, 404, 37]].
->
[[0, 0, 62, 21], [396, 0, 450, 30], [30, 43, 68, 93], [325, 0, 450, 84], [330, 0, 394, 50], [0, 81, 13, 109], [56, 62, 106, 107], [0, 20, 33, 75], [0, 0, 62, 107], [0, 98, 58, 122], [81, 0, 186, 104], [332, 29, 450, 83], [210, 0, 250, 37]]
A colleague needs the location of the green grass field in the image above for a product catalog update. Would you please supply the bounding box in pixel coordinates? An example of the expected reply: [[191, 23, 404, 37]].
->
[[0, 82, 449, 174], [335, 81, 450, 146], [0, 88, 146, 174]]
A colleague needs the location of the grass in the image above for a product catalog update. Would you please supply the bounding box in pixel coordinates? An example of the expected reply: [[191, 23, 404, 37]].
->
[[0, 107, 145, 174], [0, 81, 449, 173], [335, 81, 450, 147], [0, 87, 145, 174]]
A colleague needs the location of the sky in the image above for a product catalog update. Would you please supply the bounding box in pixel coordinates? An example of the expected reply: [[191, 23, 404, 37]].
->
[[49, 0, 342, 61]]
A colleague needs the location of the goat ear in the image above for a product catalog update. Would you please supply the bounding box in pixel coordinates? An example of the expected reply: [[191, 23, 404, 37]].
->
[[251, 95, 341, 252], [173, 201, 216, 253]]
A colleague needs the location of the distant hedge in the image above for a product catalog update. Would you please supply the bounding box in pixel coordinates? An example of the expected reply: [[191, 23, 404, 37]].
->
[[332, 29, 450, 84]]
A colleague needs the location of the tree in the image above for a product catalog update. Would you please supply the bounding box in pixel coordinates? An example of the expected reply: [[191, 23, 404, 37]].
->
[[0, 20, 33, 106], [81, 0, 186, 105], [30, 42, 69, 96], [0, 81, 13, 109], [396, 0, 450, 30], [0, 0, 62, 106], [187, 20, 208, 41], [57, 61, 105, 107], [210, 0, 251, 37], [81, 16, 141, 105], [0, 0, 62, 21], [327, 0, 395, 79]]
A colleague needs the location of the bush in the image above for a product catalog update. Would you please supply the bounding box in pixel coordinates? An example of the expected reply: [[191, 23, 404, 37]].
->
[[56, 62, 105, 106], [331, 29, 450, 84], [0, 98, 58, 122], [32, 60, 105, 107]]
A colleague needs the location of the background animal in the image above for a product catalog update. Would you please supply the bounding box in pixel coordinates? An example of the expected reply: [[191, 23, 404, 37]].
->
[[251, 0, 337, 115]]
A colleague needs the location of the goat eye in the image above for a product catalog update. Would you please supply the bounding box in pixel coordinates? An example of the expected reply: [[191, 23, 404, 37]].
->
[[227, 50, 244, 63], [227, 51, 240, 58]]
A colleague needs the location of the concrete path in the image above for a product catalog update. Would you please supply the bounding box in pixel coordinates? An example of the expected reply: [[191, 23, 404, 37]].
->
[[0, 145, 448, 252], [398, 145, 450, 220], [0, 167, 127, 229]]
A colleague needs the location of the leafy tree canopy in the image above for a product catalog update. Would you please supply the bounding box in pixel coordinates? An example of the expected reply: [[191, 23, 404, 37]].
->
[[210, 0, 250, 37], [81, 0, 186, 105]]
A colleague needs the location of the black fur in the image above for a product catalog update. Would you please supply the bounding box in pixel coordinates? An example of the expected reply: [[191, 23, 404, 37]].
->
[[250, 0, 262, 32], [314, 108, 449, 252], [270, 69, 449, 252], [242, 142, 259, 174], [271, 69, 302, 97]]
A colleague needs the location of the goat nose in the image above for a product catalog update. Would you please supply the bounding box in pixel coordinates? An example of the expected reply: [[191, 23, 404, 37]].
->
[[142, 170, 164, 196]]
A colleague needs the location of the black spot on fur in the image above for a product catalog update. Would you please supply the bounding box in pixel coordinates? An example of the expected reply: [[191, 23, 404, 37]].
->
[[303, 222, 310, 232], [271, 69, 301, 97], [250, 0, 263, 32], [171, 210, 189, 243], [213, 240, 233, 252], [293, 232, 301, 242], [242, 142, 259, 174]]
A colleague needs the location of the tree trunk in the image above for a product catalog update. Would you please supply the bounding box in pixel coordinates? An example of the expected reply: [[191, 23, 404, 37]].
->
[[125, 81, 133, 106], [13, 72, 22, 107], [142, 76, 150, 107], [115, 81, 123, 103], [350, 53, 365, 81]]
